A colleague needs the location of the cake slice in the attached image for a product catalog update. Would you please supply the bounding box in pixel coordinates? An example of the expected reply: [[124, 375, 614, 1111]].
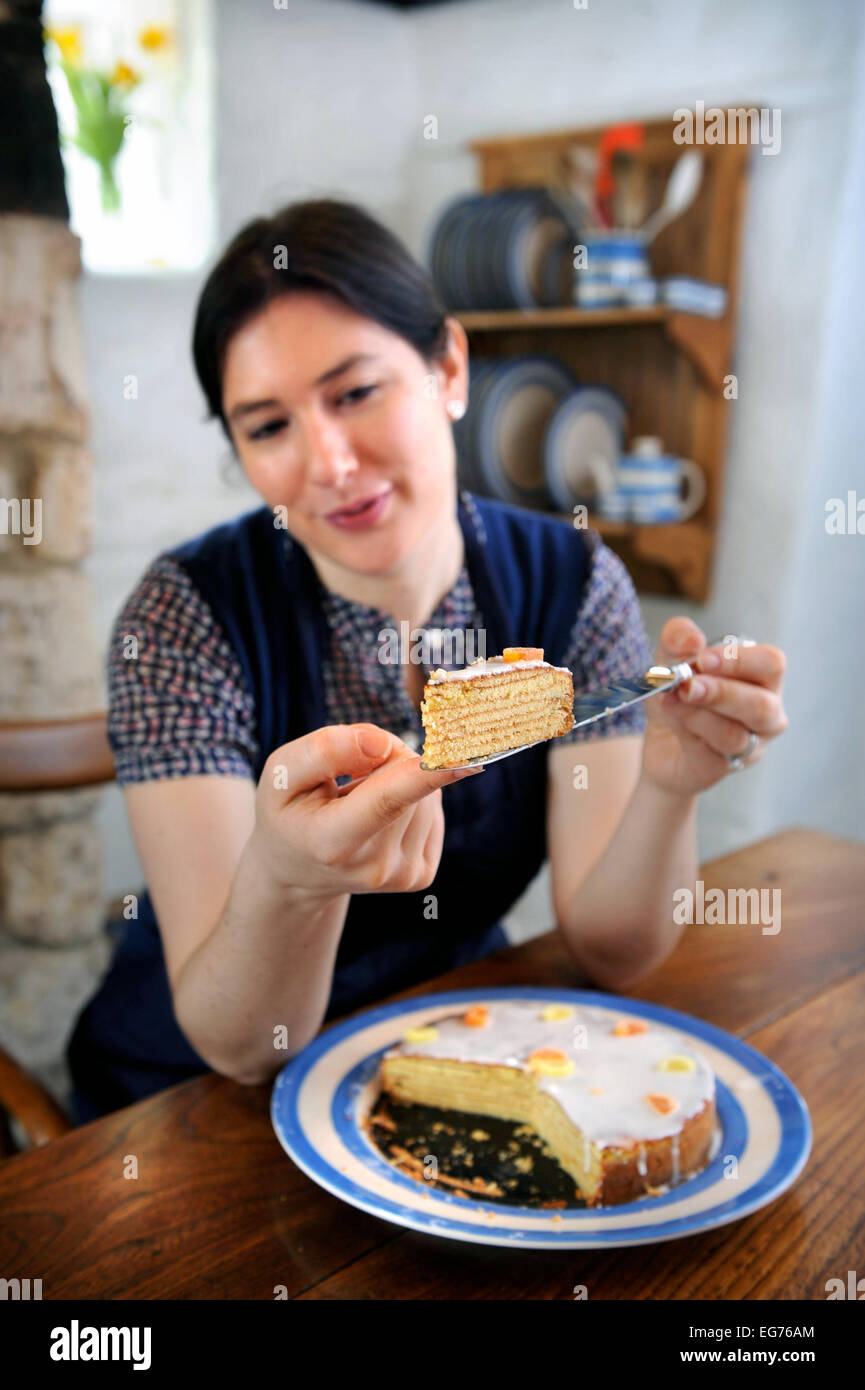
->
[[420, 646, 574, 770], [379, 1001, 717, 1207]]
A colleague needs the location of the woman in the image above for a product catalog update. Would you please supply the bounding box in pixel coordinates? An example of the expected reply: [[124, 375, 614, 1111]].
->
[[67, 199, 788, 1122]]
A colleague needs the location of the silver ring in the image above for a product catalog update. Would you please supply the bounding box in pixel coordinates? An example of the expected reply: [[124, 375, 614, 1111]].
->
[[726, 730, 760, 773]]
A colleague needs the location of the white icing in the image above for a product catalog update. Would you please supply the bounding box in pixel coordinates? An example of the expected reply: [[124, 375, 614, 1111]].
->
[[427, 656, 572, 683], [385, 1001, 714, 1151]]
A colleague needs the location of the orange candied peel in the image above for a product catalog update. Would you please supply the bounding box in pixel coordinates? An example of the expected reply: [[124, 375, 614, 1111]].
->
[[613, 1018, 649, 1036], [527, 1047, 575, 1078], [646, 1092, 679, 1115], [463, 1005, 490, 1028], [502, 646, 544, 662]]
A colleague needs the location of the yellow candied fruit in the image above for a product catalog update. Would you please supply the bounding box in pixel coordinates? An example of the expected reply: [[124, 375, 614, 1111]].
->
[[403, 1026, 438, 1043], [527, 1047, 575, 1078], [613, 1019, 649, 1036], [540, 1004, 575, 1022], [502, 646, 544, 662], [656, 1054, 696, 1073]]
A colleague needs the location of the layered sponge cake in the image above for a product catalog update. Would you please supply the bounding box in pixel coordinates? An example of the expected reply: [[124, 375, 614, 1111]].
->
[[420, 647, 574, 770], [380, 1001, 717, 1207]]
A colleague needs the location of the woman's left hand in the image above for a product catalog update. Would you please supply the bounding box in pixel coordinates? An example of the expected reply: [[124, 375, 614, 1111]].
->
[[641, 617, 788, 798]]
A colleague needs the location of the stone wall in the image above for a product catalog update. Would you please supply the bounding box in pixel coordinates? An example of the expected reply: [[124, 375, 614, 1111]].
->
[[0, 214, 108, 1106]]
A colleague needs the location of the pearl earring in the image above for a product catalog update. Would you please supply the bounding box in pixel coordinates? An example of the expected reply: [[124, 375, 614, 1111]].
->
[[447, 400, 466, 421]]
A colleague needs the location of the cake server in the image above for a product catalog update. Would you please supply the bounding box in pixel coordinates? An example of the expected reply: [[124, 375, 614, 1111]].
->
[[422, 638, 754, 771]]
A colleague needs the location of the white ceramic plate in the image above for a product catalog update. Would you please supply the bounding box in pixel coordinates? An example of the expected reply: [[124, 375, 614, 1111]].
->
[[270, 987, 811, 1249]]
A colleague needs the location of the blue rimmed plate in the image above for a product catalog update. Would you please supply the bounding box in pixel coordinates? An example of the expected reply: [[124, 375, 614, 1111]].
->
[[474, 354, 577, 507], [543, 385, 628, 512], [271, 987, 811, 1250]]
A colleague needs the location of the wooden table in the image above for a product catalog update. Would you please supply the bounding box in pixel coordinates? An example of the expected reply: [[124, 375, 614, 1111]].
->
[[1, 827, 863, 1301]]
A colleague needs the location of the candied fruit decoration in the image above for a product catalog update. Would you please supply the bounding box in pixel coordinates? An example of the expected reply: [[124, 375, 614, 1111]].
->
[[657, 1054, 696, 1073], [502, 646, 544, 662], [613, 1019, 649, 1036], [403, 1025, 438, 1043], [463, 1005, 490, 1028], [527, 1047, 575, 1077], [646, 1092, 679, 1115], [540, 1004, 575, 1022]]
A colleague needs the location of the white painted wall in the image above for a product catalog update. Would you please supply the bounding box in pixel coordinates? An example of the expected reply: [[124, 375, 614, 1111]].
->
[[758, 25, 865, 848], [80, 0, 865, 926]]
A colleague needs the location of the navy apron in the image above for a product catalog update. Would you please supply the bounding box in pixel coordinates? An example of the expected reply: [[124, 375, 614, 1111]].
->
[[67, 494, 591, 1122]]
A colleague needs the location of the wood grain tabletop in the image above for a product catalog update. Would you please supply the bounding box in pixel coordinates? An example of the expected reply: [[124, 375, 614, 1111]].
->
[[1, 826, 863, 1301]]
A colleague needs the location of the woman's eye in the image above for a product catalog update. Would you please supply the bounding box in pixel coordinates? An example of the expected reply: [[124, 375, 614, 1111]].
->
[[338, 383, 378, 406], [249, 419, 286, 441]]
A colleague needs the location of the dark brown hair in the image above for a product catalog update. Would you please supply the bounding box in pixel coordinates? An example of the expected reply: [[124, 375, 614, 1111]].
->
[[192, 198, 450, 443]]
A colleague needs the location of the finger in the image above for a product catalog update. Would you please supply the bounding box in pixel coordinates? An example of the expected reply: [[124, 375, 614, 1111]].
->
[[397, 795, 443, 887], [265, 723, 407, 800], [421, 803, 446, 877], [691, 642, 786, 692], [334, 738, 420, 797], [326, 752, 482, 840], [675, 674, 788, 736], [655, 616, 707, 665], [335, 772, 371, 798], [665, 704, 764, 762], [334, 742, 478, 797], [654, 691, 724, 763]]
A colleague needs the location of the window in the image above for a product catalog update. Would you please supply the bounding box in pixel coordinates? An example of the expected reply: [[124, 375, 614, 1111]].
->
[[44, 0, 215, 272]]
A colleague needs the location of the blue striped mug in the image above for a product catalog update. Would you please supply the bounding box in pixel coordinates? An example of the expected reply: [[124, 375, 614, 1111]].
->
[[597, 437, 706, 523]]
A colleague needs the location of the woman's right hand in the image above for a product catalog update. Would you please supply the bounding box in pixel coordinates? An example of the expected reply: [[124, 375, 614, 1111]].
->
[[250, 723, 481, 900]]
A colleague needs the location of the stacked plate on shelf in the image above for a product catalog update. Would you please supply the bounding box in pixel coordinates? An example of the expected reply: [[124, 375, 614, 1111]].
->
[[543, 387, 628, 512], [430, 189, 574, 310], [454, 355, 626, 514]]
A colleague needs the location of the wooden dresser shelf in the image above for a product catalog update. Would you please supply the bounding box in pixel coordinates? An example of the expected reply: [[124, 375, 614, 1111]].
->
[[457, 306, 670, 330], [457, 115, 751, 602], [457, 306, 732, 393], [546, 514, 715, 602]]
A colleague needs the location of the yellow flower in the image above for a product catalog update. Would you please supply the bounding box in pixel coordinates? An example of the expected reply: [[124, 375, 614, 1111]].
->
[[44, 25, 84, 63], [109, 61, 141, 89], [138, 25, 172, 52]]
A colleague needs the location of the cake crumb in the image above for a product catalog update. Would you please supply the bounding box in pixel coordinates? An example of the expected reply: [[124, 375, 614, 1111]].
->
[[369, 1111, 396, 1132], [470, 1129, 490, 1141]]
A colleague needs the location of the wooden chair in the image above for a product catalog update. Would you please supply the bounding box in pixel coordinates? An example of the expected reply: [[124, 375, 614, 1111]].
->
[[0, 713, 115, 793], [0, 1046, 73, 1157], [0, 714, 116, 1154]]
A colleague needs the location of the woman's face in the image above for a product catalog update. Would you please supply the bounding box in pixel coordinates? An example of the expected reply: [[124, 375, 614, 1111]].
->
[[221, 291, 468, 576]]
